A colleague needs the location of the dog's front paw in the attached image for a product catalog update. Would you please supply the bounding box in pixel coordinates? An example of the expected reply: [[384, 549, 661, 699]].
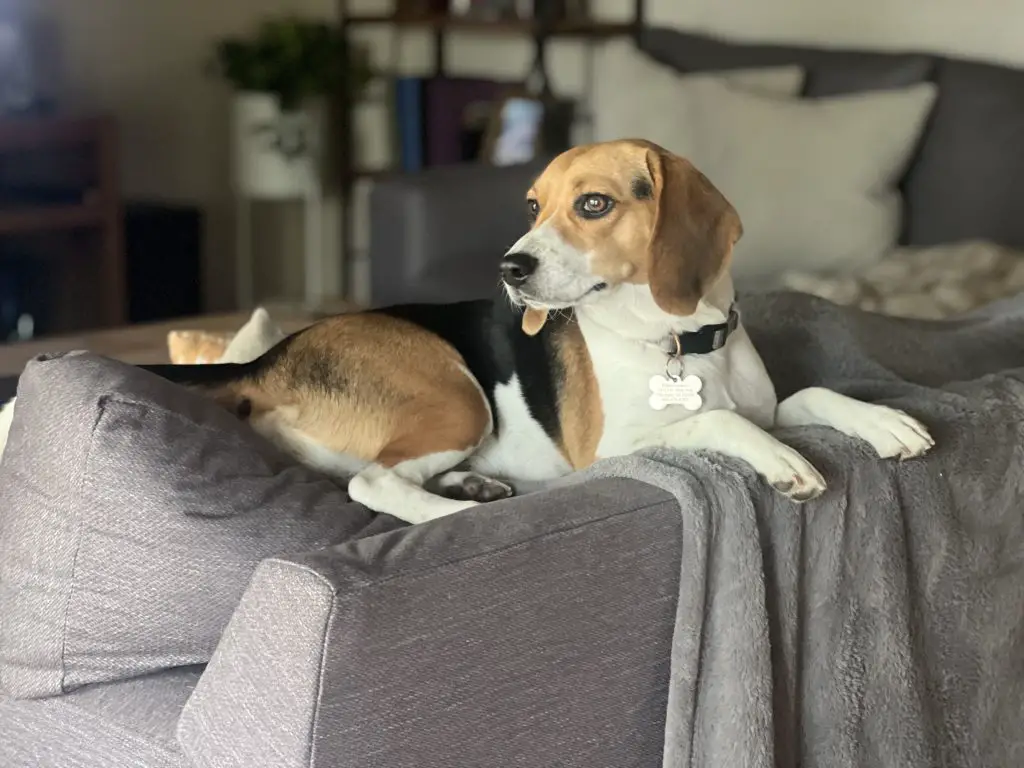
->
[[751, 437, 827, 502], [847, 404, 934, 460]]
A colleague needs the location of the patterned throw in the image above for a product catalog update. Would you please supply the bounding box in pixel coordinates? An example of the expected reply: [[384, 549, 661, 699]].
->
[[780, 240, 1024, 319]]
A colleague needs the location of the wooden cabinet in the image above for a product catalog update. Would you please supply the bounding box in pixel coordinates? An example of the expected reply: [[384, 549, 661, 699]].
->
[[0, 115, 124, 336]]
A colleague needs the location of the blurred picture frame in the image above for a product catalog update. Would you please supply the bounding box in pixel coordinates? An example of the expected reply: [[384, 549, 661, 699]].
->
[[0, 15, 39, 114], [449, 0, 520, 19], [480, 91, 575, 166]]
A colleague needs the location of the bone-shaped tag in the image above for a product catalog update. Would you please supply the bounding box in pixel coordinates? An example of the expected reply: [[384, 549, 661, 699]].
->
[[648, 374, 703, 411]]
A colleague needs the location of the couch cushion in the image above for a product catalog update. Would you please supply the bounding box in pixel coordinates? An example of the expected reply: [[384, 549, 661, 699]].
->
[[638, 27, 935, 97], [0, 666, 201, 768], [0, 352, 400, 699], [903, 57, 1024, 249], [690, 81, 936, 282], [639, 27, 1024, 252], [593, 39, 805, 156]]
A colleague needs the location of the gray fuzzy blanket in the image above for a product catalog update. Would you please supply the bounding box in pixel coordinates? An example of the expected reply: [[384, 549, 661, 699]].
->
[[576, 291, 1024, 768]]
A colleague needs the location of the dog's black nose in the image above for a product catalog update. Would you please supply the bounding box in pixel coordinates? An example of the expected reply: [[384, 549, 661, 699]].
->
[[500, 252, 538, 287]]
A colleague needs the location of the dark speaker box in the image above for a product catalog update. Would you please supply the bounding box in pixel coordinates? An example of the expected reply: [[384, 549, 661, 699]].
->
[[124, 202, 203, 323]]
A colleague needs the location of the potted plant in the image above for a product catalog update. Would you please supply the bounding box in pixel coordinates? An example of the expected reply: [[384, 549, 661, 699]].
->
[[209, 16, 372, 199]]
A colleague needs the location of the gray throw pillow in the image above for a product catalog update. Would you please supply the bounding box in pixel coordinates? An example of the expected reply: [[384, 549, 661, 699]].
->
[[0, 352, 397, 699], [637, 27, 935, 98], [903, 58, 1024, 250]]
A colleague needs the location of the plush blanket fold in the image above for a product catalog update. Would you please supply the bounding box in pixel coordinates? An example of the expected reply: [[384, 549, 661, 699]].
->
[[575, 291, 1024, 768]]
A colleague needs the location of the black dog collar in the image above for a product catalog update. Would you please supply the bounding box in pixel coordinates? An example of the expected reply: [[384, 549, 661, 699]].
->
[[660, 306, 740, 357]]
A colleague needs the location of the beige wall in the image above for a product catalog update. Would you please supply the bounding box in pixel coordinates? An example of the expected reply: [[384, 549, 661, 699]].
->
[[42, 0, 339, 311], [36, 0, 1024, 311], [643, 0, 1024, 66]]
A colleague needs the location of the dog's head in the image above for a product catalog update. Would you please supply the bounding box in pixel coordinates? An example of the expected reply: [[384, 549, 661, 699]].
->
[[501, 139, 742, 335]]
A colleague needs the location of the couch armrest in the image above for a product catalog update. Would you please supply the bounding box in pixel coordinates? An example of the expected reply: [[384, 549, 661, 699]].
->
[[176, 477, 681, 768], [368, 161, 548, 307]]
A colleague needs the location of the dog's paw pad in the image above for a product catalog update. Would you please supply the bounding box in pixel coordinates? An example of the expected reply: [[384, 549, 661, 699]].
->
[[440, 472, 514, 503], [758, 443, 826, 502]]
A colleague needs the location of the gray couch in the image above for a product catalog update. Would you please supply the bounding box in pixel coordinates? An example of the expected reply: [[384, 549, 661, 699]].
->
[[3, 26, 1024, 768], [0, 351, 679, 768]]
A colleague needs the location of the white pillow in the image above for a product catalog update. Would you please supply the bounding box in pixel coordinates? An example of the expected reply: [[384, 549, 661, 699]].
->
[[686, 81, 938, 284], [592, 40, 805, 158], [218, 306, 286, 363]]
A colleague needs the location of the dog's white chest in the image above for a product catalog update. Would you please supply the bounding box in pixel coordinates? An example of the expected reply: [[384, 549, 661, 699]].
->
[[470, 373, 572, 482], [585, 333, 730, 457], [579, 316, 776, 458]]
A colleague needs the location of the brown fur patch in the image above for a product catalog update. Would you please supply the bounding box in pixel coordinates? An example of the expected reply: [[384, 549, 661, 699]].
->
[[228, 313, 491, 467], [553, 320, 602, 469]]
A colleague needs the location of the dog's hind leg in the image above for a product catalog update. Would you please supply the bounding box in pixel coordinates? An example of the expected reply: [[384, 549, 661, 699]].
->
[[349, 450, 483, 524], [347, 370, 498, 524], [429, 471, 514, 503]]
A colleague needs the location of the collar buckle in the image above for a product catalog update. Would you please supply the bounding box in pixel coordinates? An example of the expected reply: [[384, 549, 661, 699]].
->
[[663, 305, 739, 358]]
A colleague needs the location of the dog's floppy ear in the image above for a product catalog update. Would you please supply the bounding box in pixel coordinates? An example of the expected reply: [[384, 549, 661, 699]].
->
[[644, 148, 742, 316]]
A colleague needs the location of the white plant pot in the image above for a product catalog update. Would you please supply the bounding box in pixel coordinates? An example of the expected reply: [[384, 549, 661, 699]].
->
[[232, 91, 319, 200]]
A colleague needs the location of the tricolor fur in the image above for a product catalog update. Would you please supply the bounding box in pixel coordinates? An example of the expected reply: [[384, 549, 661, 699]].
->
[[147, 139, 934, 524]]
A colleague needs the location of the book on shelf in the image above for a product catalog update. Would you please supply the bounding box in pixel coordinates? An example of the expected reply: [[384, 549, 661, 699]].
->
[[391, 75, 516, 172], [393, 77, 425, 172]]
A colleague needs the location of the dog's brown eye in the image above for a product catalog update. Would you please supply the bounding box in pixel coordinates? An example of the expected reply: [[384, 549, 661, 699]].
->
[[576, 193, 614, 219], [527, 198, 540, 219]]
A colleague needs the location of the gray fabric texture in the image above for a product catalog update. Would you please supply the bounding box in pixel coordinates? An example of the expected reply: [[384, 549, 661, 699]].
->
[[367, 159, 549, 307], [176, 559, 337, 768], [0, 351, 399, 699], [0, 666, 200, 767], [178, 477, 682, 768], [902, 57, 1024, 250], [561, 290, 1024, 768]]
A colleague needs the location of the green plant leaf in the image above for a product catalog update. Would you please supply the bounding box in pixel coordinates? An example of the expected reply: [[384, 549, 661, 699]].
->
[[208, 15, 372, 107]]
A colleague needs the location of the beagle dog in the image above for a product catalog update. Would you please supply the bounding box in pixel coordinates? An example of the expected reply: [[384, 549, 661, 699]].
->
[[148, 139, 933, 524]]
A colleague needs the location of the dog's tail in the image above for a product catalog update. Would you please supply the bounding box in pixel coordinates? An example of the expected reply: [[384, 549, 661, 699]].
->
[[140, 361, 256, 387], [140, 361, 265, 418]]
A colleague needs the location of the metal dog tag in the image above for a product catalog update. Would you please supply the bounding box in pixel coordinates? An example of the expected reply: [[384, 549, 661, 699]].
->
[[648, 373, 703, 411]]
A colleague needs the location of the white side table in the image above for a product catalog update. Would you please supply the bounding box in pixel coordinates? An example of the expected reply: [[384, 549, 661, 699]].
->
[[231, 92, 327, 310]]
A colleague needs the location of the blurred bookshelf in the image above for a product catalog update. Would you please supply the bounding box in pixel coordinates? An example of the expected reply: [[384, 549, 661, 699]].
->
[[343, 11, 637, 37], [336, 1, 645, 282]]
